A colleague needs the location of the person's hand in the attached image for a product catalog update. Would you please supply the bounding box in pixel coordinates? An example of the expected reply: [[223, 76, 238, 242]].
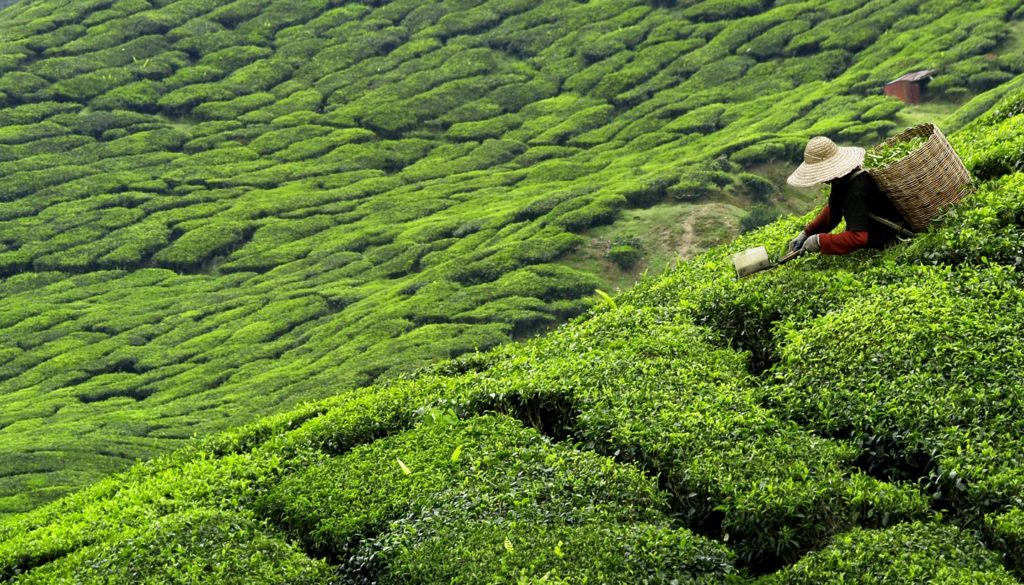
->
[[800, 234, 821, 253], [788, 231, 808, 252]]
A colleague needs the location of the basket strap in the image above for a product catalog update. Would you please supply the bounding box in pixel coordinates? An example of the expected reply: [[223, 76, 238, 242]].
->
[[868, 212, 916, 238]]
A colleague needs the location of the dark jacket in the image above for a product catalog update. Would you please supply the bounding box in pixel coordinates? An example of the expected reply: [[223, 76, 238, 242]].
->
[[805, 169, 904, 254]]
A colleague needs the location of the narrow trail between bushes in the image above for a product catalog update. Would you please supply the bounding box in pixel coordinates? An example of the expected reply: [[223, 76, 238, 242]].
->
[[676, 213, 699, 261]]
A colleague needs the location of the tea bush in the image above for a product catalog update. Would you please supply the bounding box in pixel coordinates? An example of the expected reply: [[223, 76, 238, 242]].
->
[[953, 101, 1024, 181], [455, 306, 928, 566], [895, 173, 1024, 267], [262, 413, 736, 583], [987, 508, 1024, 575], [740, 204, 780, 233], [766, 267, 1024, 508], [0, 379, 449, 578], [761, 522, 1019, 584], [607, 235, 643, 268], [9, 508, 334, 585]]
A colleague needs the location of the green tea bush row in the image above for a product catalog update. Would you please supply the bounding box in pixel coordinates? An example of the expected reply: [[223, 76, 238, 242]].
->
[[0, 378, 447, 578], [986, 508, 1024, 576], [261, 413, 736, 583], [6, 81, 1024, 581], [453, 306, 929, 566], [760, 521, 1019, 584], [895, 173, 1024, 268], [953, 100, 1024, 181], [0, 383, 737, 582], [9, 508, 334, 585], [765, 266, 1024, 522], [151, 221, 253, 270], [0, 448, 301, 580]]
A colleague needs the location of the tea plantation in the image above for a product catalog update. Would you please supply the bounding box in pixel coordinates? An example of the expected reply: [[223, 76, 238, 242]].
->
[[2, 0, 1024, 520], [3, 0, 1024, 582]]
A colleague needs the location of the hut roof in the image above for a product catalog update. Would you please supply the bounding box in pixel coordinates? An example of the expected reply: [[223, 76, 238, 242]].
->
[[887, 70, 937, 85]]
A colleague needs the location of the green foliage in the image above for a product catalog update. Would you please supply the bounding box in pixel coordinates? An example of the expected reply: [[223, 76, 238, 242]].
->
[[152, 221, 252, 269], [683, 0, 769, 22], [666, 167, 731, 201], [952, 89, 1024, 180], [770, 270, 1024, 448], [263, 414, 735, 583], [10, 508, 333, 584], [863, 135, 928, 170], [896, 172, 1024, 267], [738, 172, 776, 201], [741, 20, 810, 60], [860, 96, 904, 122], [766, 267, 1024, 521], [986, 508, 1024, 576], [607, 235, 644, 268], [740, 204, 780, 233], [455, 306, 928, 566], [761, 522, 1019, 584], [1, 2, 1024, 582], [665, 104, 726, 134], [730, 141, 795, 165]]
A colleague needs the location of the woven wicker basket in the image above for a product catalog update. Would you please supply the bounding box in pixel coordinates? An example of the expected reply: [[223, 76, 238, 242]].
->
[[866, 123, 971, 232]]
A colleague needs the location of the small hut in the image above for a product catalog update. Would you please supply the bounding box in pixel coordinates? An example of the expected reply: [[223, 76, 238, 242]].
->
[[884, 70, 936, 104]]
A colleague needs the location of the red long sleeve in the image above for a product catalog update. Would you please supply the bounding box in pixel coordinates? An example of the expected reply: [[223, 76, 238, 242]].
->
[[819, 230, 869, 255], [804, 205, 839, 235], [805, 204, 870, 254]]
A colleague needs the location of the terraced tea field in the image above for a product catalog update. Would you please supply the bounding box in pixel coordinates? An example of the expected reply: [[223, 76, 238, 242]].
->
[[0, 0, 1022, 530], [2, 82, 1024, 580], [3, 0, 1024, 582]]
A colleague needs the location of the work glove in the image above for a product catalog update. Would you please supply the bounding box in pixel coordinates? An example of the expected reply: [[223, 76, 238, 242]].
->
[[788, 231, 808, 252], [800, 233, 821, 253]]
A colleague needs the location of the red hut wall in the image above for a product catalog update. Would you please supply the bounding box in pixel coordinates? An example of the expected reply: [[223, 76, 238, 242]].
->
[[884, 81, 922, 104]]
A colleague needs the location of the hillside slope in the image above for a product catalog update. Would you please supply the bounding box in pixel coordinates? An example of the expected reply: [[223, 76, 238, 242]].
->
[[2, 64, 1024, 584], [2, 0, 1024, 519]]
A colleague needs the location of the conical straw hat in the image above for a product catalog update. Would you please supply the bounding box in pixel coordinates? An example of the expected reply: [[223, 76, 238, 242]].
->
[[786, 136, 865, 187]]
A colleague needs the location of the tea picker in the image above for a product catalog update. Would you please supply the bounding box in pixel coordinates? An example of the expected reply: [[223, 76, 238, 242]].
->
[[732, 124, 971, 278], [731, 135, 899, 278], [783, 135, 908, 256]]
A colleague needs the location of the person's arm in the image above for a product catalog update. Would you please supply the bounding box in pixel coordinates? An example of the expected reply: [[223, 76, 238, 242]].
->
[[819, 230, 869, 255], [804, 205, 841, 235]]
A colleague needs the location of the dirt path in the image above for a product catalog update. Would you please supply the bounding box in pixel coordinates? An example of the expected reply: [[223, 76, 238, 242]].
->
[[676, 212, 699, 260]]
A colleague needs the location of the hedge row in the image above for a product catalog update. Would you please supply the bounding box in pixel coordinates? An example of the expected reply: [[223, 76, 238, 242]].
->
[[448, 306, 929, 567], [0, 385, 737, 583], [761, 521, 1019, 584], [767, 268, 1024, 506], [263, 414, 736, 583], [6, 165, 1024, 582]]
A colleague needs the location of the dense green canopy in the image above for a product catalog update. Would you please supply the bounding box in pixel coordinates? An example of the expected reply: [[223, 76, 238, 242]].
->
[[1, 0, 1021, 519], [1, 0, 1024, 582]]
